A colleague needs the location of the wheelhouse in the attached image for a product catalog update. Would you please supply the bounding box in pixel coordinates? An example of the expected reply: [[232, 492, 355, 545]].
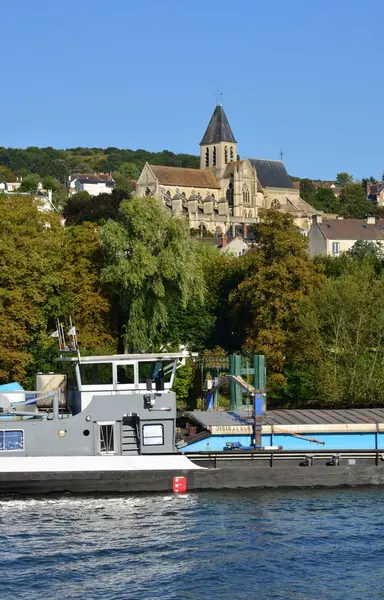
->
[[58, 353, 185, 413]]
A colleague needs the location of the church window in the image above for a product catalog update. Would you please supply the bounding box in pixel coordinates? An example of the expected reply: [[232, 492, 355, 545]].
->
[[145, 187, 151, 196], [225, 146, 228, 164], [226, 180, 234, 206], [248, 210, 252, 218], [230, 146, 234, 162], [243, 184, 250, 204], [271, 199, 281, 209], [205, 147, 210, 167], [213, 146, 217, 166], [166, 190, 171, 198], [181, 192, 186, 198]]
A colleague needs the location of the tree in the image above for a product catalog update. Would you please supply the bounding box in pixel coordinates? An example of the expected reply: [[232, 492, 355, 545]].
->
[[42, 175, 58, 190], [0, 195, 63, 382], [116, 162, 140, 180], [230, 209, 323, 388], [0, 166, 14, 182], [299, 179, 316, 205], [64, 188, 131, 225], [312, 188, 340, 213], [59, 223, 116, 353], [339, 183, 374, 218], [19, 173, 40, 192], [336, 172, 353, 186], [295, 265, 384, 407], [100, 197, 205, 352]]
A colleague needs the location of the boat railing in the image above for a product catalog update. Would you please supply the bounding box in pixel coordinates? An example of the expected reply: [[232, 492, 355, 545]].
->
[[0, 390, 64, 420]]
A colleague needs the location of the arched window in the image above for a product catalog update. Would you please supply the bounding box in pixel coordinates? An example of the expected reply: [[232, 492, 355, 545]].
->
[[242, 184, 250, 204], [225, 146, 228, 164], [213, 146, 217, 166], [181, 192, 186, 198], [145, 187, 151, 196], [271, 199, 281, 209], [226, 180, 234, 206], [166, 190, 171, 199], [205, 147, 210, 167], [230, 146, 234, 161], [248, 210, 252, 218]]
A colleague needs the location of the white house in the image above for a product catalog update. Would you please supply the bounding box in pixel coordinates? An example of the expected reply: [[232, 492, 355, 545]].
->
[[69, 173, 115, 196], [308, 215, 384, 257]]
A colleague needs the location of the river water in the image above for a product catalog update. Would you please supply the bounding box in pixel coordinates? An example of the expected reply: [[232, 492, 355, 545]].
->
[[0, 488, 383, 600]]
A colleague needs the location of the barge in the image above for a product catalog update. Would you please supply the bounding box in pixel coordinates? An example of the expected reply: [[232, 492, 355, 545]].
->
[[1, 328, 384, 494]]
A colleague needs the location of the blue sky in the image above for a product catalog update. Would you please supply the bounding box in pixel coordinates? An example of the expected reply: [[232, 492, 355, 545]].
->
[[1, 0, 383, 180]]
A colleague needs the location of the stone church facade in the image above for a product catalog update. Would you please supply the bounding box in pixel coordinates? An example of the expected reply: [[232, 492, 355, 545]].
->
[[136, 105, 317, 234]]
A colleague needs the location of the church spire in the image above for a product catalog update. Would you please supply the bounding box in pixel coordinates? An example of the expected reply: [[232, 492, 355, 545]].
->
[[200, 105, 237, 145]]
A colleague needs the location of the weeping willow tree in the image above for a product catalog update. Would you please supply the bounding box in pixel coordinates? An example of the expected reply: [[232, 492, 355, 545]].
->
[[100, 197, 205, 352]]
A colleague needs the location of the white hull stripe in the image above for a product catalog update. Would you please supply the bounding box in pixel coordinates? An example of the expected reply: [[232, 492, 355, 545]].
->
[[0, 455, 203, 473]]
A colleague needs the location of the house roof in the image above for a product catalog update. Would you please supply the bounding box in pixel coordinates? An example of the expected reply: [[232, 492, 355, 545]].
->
[[149, 165, 220, 189], [185, 408, 384, 428], [200, 105, 237, 145], [75, 173, 115, 184], [249, 159, 293, 189], [284, 196, 318, 215], [318, 218, 384, 240]]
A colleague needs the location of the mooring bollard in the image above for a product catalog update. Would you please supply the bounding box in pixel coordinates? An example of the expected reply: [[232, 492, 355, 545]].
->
[[173, 476, 187, 493]]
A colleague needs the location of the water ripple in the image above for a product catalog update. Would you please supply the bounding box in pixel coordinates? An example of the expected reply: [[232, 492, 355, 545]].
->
[[1, 488, 384, 599]]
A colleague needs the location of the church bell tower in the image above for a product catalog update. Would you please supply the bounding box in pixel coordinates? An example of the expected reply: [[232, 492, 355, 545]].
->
[[200, 104, 237, 182]]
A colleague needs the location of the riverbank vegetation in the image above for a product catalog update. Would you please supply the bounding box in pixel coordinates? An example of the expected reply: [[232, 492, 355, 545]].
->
[[1, 192, 384, 408]]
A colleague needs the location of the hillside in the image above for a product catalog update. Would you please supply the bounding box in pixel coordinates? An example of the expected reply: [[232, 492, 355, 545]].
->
[[0, 146, 200, 181]]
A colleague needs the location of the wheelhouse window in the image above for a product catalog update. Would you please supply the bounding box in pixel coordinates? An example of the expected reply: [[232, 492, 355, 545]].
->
[[138, 361, 173, 384], [98, 423, 115, 454], [79, 363, 113, 386], [142, 424, 164, 446], [116, 364, 134, 384], [0, 430, 24, 451]]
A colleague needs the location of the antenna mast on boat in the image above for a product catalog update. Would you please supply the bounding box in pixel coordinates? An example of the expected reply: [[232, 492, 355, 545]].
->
[[55, 317, 80, 359]]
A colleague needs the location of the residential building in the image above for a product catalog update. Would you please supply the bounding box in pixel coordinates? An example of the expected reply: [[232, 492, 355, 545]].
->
[[68, 173, 115, 196], [136, 104, 318, 235], [367, 182, 384, 207], [308, 215, 384, 257]]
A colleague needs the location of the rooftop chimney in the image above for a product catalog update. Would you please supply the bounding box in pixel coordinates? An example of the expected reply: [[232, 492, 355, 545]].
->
[[313, 214, 322, 224]]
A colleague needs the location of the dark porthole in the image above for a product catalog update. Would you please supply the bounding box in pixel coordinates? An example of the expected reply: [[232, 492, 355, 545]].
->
[[83, 429, 90, 436]]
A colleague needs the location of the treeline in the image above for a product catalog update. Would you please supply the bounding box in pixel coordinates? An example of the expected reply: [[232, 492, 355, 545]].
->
[[2, 191, 384, 409], [0, 146, 200, 183]]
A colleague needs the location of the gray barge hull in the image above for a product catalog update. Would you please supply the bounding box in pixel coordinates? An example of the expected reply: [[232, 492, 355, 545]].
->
[[1, 450, 384, 494]]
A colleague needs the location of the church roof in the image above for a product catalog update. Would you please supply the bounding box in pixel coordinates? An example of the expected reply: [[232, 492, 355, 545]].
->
[[249, 159, 293, 189], [149, 165, 220, 189], [200, 105, 237, 145]]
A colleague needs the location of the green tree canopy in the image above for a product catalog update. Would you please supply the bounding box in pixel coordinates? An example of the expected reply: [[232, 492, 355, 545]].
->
[[64, 188, 131, 225], [339, 183, 374, 218], [295, 265, 384, 407], [312, 188, 340, 213], [0, 165, 15, 182], [19, 173, 40, 192], [100, 197, 205, 352], [0, 195, 63, 382], [336, 172, 354, 186], [116, 162, 140, 180], [230, 209, 323, 387], [299, 179, 316, 205]]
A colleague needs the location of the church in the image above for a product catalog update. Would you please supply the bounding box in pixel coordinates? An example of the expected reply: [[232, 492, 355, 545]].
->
[[135, 104, 317, 235]]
